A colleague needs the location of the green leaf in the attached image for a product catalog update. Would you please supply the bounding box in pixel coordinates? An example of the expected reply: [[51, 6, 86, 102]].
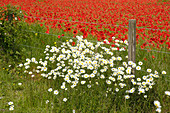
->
[[14, 55, 18, 59], [9, 50, 14, 54], [22, 48, 26, 52], [15, 51, 20, 55]]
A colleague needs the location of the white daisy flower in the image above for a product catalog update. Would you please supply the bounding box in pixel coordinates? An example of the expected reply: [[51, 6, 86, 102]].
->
[[9, 106, 14, 111], [100, 74, 105, 79], [156, 108, 161, 113], [18, 83, 22, 86], [115, 88, 119, 92], [19, 64, 23, 67], [138, 61, 143, 65], [137, 78, 141, 81], [87, 84, 91, 88], [81, 81, 86, 85], [48, 88, 53, 92], [8, 102, 14, 105], [54, 90, 59, 95], [147, 69, 152, 73], [165, 91, 170, 96], [128, 61, 133, 65], [106, 80, 111, 85], [46, 100, 49, 104], [144, 95, 147, 98], [136, 66, 141, 70], [154, 100, 161, 108], [162, 71, 166, 74], [63, 98, 67, 102], [125, 95, 130, 99]]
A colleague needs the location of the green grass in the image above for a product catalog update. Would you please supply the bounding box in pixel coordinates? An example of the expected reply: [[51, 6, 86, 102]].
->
[[0, 19, 170, 113]]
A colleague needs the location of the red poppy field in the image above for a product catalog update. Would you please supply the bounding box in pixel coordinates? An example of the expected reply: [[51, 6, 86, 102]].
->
[[0, 0, 170, 112], [1, 0, 169, 50]]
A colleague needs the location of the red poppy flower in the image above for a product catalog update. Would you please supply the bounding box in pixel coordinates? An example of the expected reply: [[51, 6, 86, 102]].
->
[[160, 40, 165, 45], [66, 27, 71, 31], [152, 55, 155, 59], [57, 24, 62, 29], [140, 45, 144, 49], [111, 44, 115, 47], [72, 42, 75, 46], [46, 29, 49, 34], [73, 30, 78, 35]]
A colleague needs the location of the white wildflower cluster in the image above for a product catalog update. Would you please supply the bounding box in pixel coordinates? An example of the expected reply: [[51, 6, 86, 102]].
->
[[154, 100, 161, 113], [103, 37, 128, 51], [17, 35, 168, 107], [8, 101, 14, 111], [19, 36, 128, 90], [123, 60, 164, 99], [125, 60, 160, 95]]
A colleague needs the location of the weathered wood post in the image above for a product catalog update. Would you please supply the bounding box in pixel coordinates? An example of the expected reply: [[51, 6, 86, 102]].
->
[[128, 19, 136, 75]]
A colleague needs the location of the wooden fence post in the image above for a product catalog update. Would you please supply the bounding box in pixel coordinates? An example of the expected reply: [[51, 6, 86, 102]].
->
[[128, 19, 136, 75]]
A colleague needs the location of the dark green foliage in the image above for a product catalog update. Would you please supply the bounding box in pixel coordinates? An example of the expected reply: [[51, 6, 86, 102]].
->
[[0, 4, 26, 60]]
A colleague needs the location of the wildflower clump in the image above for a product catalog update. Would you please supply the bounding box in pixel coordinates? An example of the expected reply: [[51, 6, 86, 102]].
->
[[154, 100, 161, 113], [17, 35, 168, 112], [8, 101, 14, 111]]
